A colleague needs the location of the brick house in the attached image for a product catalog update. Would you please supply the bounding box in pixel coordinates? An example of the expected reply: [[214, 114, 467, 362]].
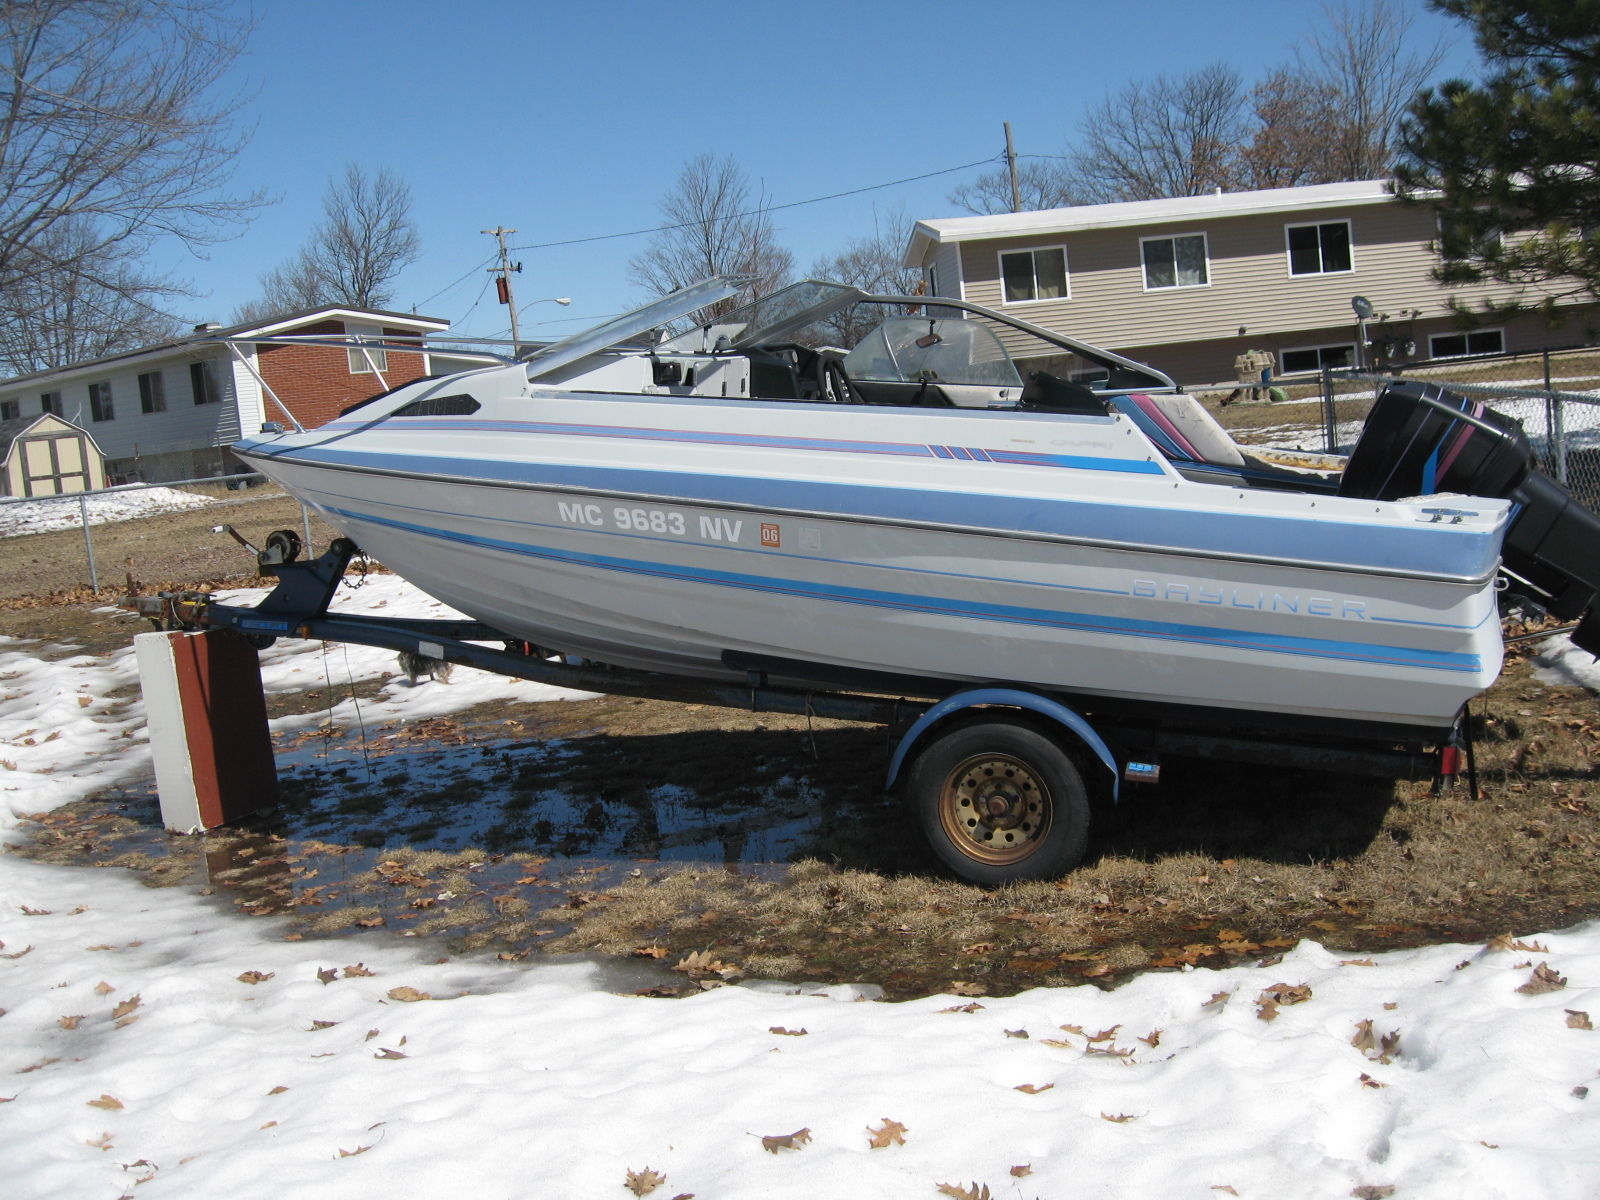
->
[[903, 179, 1598, 386], [0, 306, 453, 483]]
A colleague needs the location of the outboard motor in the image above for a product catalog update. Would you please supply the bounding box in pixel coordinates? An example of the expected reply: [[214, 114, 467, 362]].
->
[[1339, 380, 1600, 656]]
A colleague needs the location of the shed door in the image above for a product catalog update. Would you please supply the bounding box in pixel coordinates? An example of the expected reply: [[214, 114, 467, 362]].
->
[[21, 433, 90, 496]]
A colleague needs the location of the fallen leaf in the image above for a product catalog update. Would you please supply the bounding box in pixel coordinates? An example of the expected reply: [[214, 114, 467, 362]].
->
[[768, 1027, 808, 1037], [343, 963, 375, 978], [938, 1002, 985, 1014], [0, 944, 33, 959], [1138, 1029, 1162, 1048], [337, 1144, 371, 1158], [1256, 981, 1313, 1021], [947, 980, 987, 996], [867, 1118, 907, 1148], [1085, 1025, 1121, 1043], [1100, 1112, 1137, 1123], [386, 986, 431, 1003], [1014, 1083, 1054, 1094], [110, 995, 141, 1020], [267, 1086, 289, 1095], [1566, 1010, 1593, 1030], [1201, 991, 1231, 1009], [93, 981, 114, 996], [57, 1014, 84, 1030], [237, 970, 274, 985], [1358, 1073, 1388, 1089], [631, 945, 669, 960], [1516, 962, 1567, 995], [1010, 1165, 1033, 1178], [86, 1094, 123, 1110], [1341, 958, 1377, 967], [935, 1184, 992, 1200], [1211, 1189, 1240, 1197], [1351, 1019, 1402, 1064], [19, 905, 50, 916], [1351, 1187, 1395, 1199], [373, 1047, 408, 1060], [625, 1166, 667, 1196], [1003, 1028, 1029, 1039], [86, 1131, 113, 1151], [316, 967, 338, 985], [760, 1128, 811, 1153]]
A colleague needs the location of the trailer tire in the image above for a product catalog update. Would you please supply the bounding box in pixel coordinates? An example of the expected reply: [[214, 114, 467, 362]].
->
[[906, 717, 1091, 886]]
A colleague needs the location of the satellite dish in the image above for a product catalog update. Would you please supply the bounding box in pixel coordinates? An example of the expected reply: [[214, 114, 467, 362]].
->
[[1351, 295, 1375, 319]]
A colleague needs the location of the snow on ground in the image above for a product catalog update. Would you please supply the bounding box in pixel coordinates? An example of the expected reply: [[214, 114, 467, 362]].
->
[[0, 575, 591, 828], [0, 486, 219, 538], [1532, 631, 1600, 692], [1, 578, 1598, 1196]]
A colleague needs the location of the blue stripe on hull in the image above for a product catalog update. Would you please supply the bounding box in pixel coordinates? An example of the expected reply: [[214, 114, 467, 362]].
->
[[325, 503, 1484, 675]]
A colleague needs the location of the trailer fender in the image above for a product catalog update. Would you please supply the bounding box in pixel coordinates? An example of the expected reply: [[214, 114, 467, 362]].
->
[[885, 687, 1120, 801]]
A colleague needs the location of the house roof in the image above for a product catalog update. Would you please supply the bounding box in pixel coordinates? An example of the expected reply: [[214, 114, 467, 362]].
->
[[904, 179, 1404, 265], [0, 305, 452, 391], [0, 412, 97, 458]]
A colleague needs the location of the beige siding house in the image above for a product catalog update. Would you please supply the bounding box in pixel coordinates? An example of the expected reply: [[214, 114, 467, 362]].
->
[[904, 180, 1594, 386]]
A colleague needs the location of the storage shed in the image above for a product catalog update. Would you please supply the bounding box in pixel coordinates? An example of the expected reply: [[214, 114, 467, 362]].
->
[[0, 413, 107, 497]]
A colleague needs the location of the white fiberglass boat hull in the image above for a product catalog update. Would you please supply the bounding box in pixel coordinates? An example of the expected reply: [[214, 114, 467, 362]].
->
[[237, 379, 1507, 734]]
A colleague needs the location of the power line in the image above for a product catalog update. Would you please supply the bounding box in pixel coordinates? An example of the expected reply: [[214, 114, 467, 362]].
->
[[506, 155, 1002, 254]]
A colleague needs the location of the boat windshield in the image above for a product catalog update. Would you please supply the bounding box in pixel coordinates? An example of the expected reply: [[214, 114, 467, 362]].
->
[[523, 276, 742, 381], [843, 316, 1023, 388]]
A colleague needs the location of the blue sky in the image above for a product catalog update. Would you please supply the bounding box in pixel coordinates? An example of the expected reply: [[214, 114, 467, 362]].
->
[[173, 0, 1482, 339]]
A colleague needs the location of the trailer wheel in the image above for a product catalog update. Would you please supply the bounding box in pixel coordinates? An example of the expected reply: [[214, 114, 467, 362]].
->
[[906, 718, 1091, 886]]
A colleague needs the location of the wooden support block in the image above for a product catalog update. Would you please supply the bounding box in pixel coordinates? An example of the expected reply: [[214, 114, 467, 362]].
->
[[136, 629, 278, 832]]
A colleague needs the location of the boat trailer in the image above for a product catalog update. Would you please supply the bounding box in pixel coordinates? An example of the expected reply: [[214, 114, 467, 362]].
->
[[124, 532, 1466, 885]]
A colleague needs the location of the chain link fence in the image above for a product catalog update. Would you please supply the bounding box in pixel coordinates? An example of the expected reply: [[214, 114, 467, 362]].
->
[[1310, 346, 1600, 510], [0, 474, 340, 601]]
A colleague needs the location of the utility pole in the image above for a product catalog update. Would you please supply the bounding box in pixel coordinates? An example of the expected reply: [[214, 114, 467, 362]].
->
[[482, 226, 522, 349], [1004, 122, 1022, 214]]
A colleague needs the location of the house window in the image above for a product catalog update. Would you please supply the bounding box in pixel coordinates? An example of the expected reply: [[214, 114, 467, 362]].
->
[[1429, 329, 1504, 358], [1280, 344, 1356, 374], [88, 381, 114, 422], [999, 246, 1068, 303], [0, 398, 18, 421], [1141, 233, 1209, 290], [40, 391, 61, 415], [347, 327, 389, 375], [1286, 221, 1352, 276], [190, 360, 219, 405], [138, 370, 166, 414]]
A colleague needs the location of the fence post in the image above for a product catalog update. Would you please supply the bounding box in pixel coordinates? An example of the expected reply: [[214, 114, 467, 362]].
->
[[1541, 348, 1569, 485], [1321, 366, 1337, 454], [77, 492, 99, 592]]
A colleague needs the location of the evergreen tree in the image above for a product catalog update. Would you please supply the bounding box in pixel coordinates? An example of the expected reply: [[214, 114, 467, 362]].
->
[[1395, 0, 1600, 318]]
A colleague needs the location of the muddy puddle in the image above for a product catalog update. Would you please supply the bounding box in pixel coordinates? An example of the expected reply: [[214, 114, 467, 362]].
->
[[6, 718, 892, 991]]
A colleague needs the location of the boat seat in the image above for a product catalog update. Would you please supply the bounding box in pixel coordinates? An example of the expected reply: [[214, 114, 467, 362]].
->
[[1109, 393, 1246, 469]]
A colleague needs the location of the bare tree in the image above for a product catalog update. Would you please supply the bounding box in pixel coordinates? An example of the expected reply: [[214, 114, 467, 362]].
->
[[239, 165, 421, 320], [807, 207, 924, 346], [1241, 70, 1345, 188], [1303, 0, 1449, 180], [947, 160, 1084, 216], [0, 0, 258, 370], [0, 220, 182, 374], [628, 154, 793, 323], [1066, 64, 1252, 202]]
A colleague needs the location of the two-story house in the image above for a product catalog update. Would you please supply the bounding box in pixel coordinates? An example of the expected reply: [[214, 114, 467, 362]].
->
[[0, 306, 454, 484], [903, 179, 1594, 386]]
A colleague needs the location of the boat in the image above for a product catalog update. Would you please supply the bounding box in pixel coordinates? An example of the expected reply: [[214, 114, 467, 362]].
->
[[232, 277, 1600, 744]]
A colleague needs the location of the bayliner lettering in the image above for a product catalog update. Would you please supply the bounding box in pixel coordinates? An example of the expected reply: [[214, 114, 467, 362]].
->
[[1131, 578, 1368, 619]]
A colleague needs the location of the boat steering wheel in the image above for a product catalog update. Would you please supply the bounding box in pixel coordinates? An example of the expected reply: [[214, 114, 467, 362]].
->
[[817, 358, 852, 403]]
